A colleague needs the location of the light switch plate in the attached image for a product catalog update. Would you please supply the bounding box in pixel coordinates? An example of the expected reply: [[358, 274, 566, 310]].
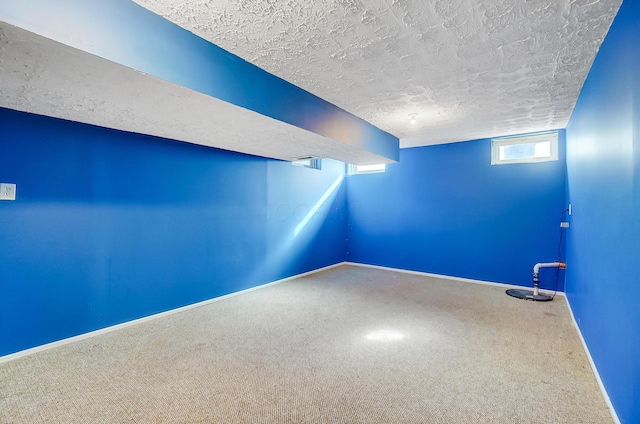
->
[[0, 183, 16, 200]]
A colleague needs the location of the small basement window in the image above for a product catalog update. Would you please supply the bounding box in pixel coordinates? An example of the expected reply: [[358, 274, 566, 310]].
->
[[347, 163, 386, 175], [292, 157, 322, 170], [492, 132, 558, 165]]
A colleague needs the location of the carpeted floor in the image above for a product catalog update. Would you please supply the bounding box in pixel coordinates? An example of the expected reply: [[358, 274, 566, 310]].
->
[[0, 265, 612, 423]]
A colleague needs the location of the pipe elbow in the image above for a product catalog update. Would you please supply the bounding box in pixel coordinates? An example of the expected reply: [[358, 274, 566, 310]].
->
[[533, 261, 566, 276]]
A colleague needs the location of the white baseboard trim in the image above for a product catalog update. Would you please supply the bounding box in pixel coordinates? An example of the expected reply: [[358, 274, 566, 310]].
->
[[344, 261, 565, 297], [4, 261, 614, 421], [0, 261, 566, 364], [0, 262, 344, 364], [565, 297, 620, 424]]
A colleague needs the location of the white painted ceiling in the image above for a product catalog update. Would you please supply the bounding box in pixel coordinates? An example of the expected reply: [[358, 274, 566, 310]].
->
[[0, 22, 393, 165], [134, 0, 622, 147]]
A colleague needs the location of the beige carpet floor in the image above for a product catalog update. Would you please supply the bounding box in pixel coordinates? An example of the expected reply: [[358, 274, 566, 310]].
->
[[0, 265, 612, 423]]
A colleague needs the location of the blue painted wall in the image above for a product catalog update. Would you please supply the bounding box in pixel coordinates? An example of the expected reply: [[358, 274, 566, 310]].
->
[[0, 0, 398, 161], [0, 107, 347, 357], [346, 135, 567, 289], [565, 0, 639, 421]]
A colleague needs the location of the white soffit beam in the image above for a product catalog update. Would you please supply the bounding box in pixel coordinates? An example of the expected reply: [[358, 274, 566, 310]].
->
[[0, 22, 393, 165]]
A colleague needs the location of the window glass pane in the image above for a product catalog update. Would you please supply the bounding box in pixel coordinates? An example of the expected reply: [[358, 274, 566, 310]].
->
[[492, 132, 558, 165], [292, 159, 312, 167], [347, 163, 386, 175], [534, 141, 551, 158], [500, 142, 537, 160], [292, 158, 321, 170], [356, 164, 385, 173]]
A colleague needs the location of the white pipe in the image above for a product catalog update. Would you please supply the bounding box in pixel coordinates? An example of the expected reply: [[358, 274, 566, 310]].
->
[[532, 262, 566, 295], [533, 262, 566, 277]]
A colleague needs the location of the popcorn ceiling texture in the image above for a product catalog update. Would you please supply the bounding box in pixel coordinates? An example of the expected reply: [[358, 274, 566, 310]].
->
[[133, 0, 622, 147], [0, 22, 392, 165]]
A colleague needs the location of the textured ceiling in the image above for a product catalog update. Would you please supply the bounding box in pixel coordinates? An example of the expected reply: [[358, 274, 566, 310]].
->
[[134, 0, 622, 147], [0, 22, 393, 165]]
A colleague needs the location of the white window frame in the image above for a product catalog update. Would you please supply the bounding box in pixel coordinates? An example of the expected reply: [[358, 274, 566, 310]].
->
[[292, 157, 322, 170], [491, 132, 558, 165], [347, 163, 386, 175]]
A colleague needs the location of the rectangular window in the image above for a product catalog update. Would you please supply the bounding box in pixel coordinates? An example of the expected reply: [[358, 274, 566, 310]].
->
[[292, 157, 322, 170], [491, 132, 558, 165], [347, 163, 386, 175]]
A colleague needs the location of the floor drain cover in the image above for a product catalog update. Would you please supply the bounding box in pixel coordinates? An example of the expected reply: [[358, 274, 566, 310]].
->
[[506, 289, 553, 302]]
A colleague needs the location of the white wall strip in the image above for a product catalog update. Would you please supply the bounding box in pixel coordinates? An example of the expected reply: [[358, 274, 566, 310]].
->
[[0, 262, 344, 364], [565, 297, 620, 424], [344, 261, 565, 297]]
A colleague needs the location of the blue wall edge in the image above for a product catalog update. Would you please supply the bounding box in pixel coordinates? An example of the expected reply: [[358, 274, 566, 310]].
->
[[564, 1, 639, 421]]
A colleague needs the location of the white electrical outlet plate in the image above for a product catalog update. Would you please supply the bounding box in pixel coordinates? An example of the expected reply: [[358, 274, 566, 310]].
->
[[568, 204, 572, 215], [0, 183, 16, 200]]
